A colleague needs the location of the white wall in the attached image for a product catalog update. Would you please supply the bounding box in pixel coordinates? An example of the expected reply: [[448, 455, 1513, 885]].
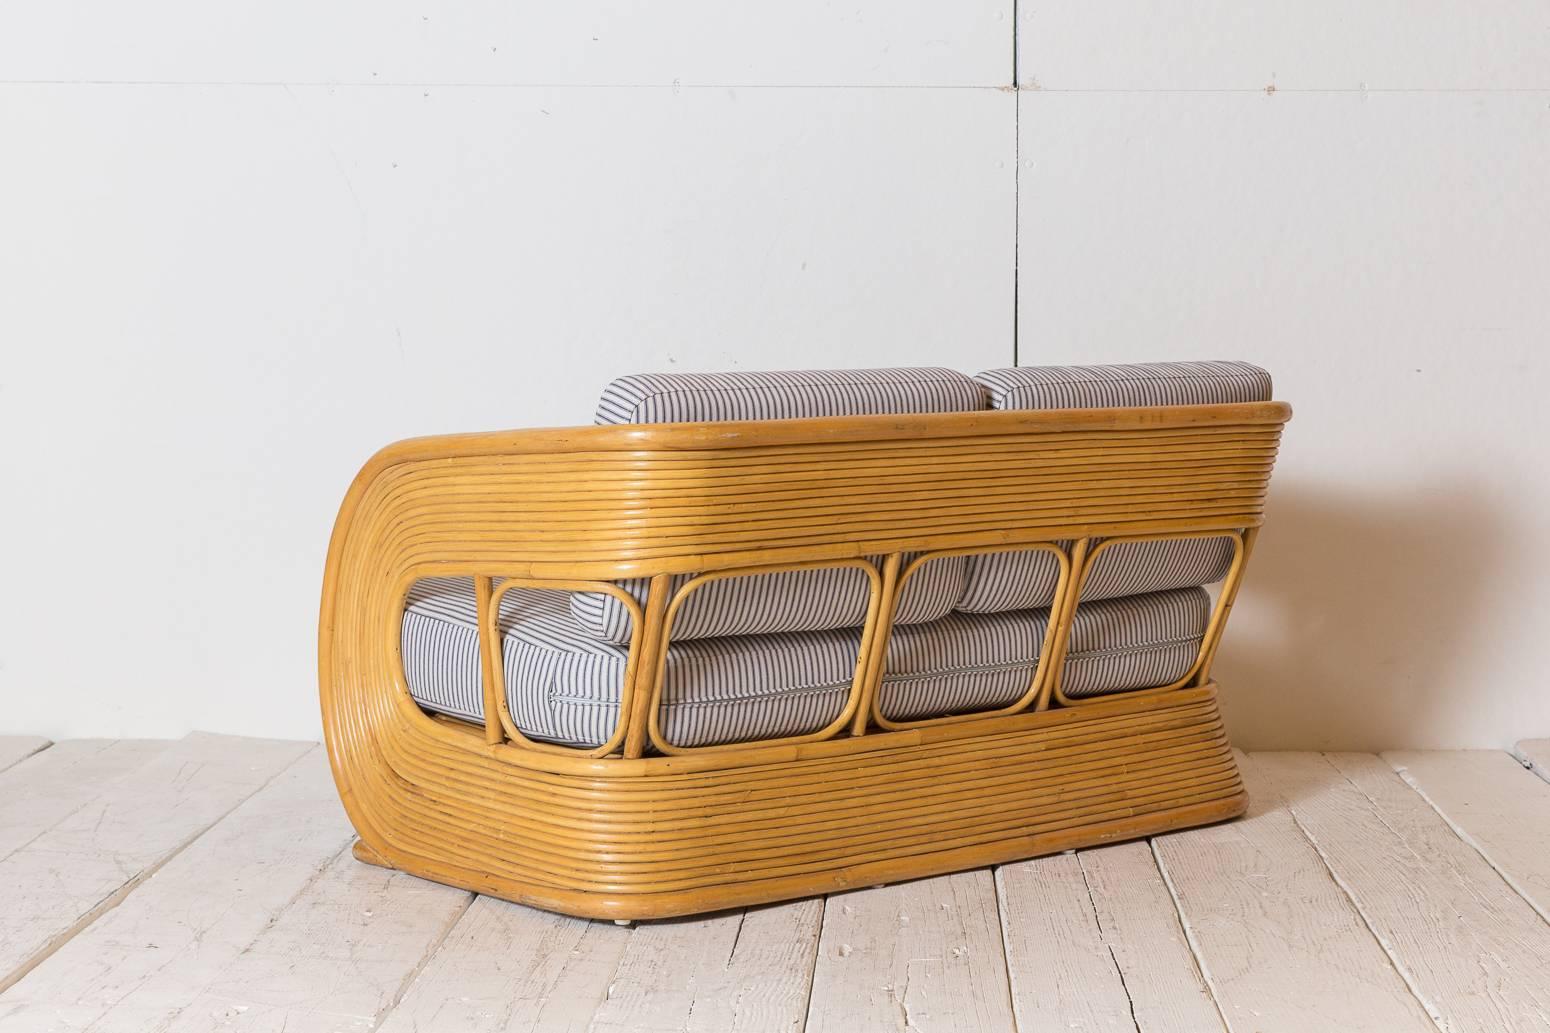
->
[[1, 3, 1545, 750], [1018, 5, 1550, 751]]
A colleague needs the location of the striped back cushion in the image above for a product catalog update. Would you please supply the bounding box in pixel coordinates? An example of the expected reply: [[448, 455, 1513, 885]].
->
[[974, 360, 1271, 411], [595, 367, 985, 424], [579, 368, 984, 641], [960, 360, 1269, 614], [571, 553, 967, 645], [956, 537, 1236, 613]]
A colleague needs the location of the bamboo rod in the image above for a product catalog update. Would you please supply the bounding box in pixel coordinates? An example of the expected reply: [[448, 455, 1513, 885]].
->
[[473, 575, 502, 746], [621, 575, 671, 759], [1194, 525, 1261, 685], [852, 552, 903, 736]]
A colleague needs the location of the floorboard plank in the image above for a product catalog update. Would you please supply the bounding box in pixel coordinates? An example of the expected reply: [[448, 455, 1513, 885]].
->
[[1386, 749, 1550, 923], [997, 851, 1146, 1033], [0, 732, 311, 995], [0, 737, 50, 774], [151, 849, 471, 1033], [589, 901, 822, 1033], [806, 870, 1013, 1033], [0, 748, 356, 1032], [0, 739, 169, 863], [1154, 752, 1434, 1032], [11, 732, 1550, 1032], [376, 896, 628, 1033], [1515, 739, 1550, 782], [999, 841, 1227, 1033], [1078, 843, 1227, 1033], [1256, 750, 1550, 1033]]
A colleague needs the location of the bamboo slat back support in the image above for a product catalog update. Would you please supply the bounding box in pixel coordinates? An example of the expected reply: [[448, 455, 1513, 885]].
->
[[319, 401, 1290, 918]]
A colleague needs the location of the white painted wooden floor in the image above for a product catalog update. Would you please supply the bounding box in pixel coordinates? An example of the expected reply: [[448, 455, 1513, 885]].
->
[[3, 735, 1550, 1032]]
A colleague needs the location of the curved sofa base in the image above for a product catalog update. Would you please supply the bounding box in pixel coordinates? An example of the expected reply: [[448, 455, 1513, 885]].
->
[[336, 684, 1244, 920]]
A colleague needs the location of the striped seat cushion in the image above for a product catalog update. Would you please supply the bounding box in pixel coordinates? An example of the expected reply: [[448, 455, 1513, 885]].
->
[[578, 368, 986, 641], [960, 360, 1270, 614], [402, 578, 1209, 748]]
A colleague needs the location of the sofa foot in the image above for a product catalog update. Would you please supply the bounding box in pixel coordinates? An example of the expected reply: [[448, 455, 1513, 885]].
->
[[613, 918, 633, 927], [352, 839, 393, 870]]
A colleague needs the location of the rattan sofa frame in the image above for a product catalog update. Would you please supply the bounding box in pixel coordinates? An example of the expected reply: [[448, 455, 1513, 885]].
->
[[319, 400, 1290, 920]]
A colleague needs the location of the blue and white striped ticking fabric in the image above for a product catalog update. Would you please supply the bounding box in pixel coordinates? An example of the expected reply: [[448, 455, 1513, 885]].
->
[[580, 367, 985, 641], [878, 587, 1209, 718], [570, 553, 968, 644], [402, 577, 861, 749], [402, 578, 1211, 748], [594, 367, 985, 425], [957, 537, 1237, 614], [957, 360, 1268, 616], [973, 360, 1272, 411], [1058, 587, 1210, 699]]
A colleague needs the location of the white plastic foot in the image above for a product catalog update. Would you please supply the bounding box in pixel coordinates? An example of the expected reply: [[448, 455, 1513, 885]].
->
[[613, 918, 633, 927]]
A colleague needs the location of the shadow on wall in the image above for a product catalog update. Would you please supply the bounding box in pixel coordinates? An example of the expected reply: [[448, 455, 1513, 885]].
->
[[1214, 478, 1505, 752]]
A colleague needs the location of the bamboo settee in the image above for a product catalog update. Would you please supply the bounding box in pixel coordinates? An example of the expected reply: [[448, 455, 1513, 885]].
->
[[319, 364, 1290, 921]]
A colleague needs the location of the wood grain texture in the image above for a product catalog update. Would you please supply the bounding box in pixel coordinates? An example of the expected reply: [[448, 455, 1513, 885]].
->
[[999, 841, 1226, 1033], [153, 849, 471, 1033], [1081, 843, 1228, 1032], [20, 736, 1550, 1031], [0, 739, 169, 863], [377, 897, 628, 1033], [806, 870, 1013, 1033], [1155, 752, 1434, 1032], [1255, 751, 1550, 1032], [996, 853, 1142, 1032], [590, 902, 823, 1033], [0, 749, 353, 1032], [0, 733, 310, 995], [1386, 749, 1550, 923], [0, 738, 49, 774]]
